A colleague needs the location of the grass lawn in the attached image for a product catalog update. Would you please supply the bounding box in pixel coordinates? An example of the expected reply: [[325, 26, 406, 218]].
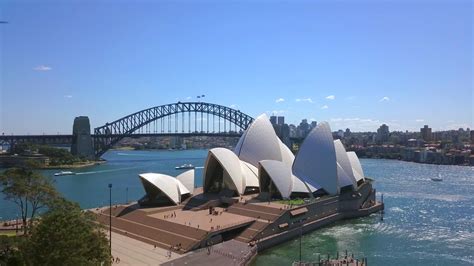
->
[[276, 199, 306, 205], [0, 231, 18, 237]]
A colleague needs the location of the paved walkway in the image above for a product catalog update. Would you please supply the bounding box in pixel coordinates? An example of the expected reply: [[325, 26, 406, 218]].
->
[[150, 207, 253, 231], [110, 231, 183, 265], [163, 240, 257, 266]]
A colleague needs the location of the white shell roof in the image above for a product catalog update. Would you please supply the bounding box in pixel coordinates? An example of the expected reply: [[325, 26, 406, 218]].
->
[[240, 161, 260, 188], [138, 173, 190, 204], [259, 160, 293, 199], [347, 151, 365, 182], [279, 140, 295, 168], [334, 140, 357, 189], [292, 122, 339, 195], [336, 163, 356, 189], [234, 114, 282, 167], [205, 148, 261, 195], [206, 148, 244, 194], [177, 169, 195, 192]]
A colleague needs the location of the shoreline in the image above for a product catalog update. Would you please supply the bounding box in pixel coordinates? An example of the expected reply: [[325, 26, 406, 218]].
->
[[357, 156, 473, 167]]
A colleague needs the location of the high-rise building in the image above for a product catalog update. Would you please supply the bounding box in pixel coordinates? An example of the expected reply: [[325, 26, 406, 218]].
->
[[297, 119, 310, 138], [344, 128, 351, 138], [270, 116, 277, 125], [420, 125, 432, 142], [277, 116, 285, 125], [376, 124, 389, 143]]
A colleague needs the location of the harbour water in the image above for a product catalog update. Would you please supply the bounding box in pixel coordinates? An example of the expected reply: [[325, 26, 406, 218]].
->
[[0, 150, 473, 265]]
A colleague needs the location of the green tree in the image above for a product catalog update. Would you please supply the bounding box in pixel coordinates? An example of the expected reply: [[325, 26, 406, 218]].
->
[[24, 199, 110, 266], [0, 235, 24, 266], [0, 168, 58, 234]]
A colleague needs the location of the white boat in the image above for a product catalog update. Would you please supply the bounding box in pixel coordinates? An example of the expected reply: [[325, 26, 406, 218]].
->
[[54, 171, 76, 176], [431, 171, 443, 182], [175, 164, 194, 170]]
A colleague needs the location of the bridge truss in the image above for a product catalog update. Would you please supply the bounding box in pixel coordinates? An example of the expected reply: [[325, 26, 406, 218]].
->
[[93, 102, 254, 157]]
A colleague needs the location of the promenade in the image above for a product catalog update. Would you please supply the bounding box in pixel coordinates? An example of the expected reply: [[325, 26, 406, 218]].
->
[[109, 231, 183, 265]]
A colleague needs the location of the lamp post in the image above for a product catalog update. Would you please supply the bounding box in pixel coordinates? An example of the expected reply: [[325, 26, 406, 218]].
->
[[126, 187, 128, 204], [299, 225, 302, 264], [108, 183, 112, 256]]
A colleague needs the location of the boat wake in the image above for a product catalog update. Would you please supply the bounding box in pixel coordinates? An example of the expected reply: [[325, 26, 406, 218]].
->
[[76, 166, 139, 175]]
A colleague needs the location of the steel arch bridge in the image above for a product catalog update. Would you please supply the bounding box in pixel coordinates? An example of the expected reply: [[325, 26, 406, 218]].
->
[[93, 102, 254, 157]]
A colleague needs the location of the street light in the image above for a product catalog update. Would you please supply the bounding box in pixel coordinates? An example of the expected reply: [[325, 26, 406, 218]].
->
[[125, 187, 128, 204], [108, 183, 112, 256]]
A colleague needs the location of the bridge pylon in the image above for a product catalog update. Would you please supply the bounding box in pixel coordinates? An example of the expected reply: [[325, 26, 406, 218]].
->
[[71, 116, 94, 160]]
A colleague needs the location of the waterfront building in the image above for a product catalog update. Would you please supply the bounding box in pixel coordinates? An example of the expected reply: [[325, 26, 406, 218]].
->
[[101, 113, 381, 261]]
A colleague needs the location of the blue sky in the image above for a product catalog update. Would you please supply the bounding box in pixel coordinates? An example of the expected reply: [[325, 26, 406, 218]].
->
[[1, 0, 472, 134]]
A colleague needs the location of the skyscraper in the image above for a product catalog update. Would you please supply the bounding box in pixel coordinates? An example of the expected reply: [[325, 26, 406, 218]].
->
[[420, 125, 432, 142]]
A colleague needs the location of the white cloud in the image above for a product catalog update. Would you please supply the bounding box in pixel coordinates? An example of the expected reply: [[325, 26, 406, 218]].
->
[[275, 98, 285, 103], [266, 110, 286, 115], [415, 119, 424, 122], [33, 65, 52, 71], [295, 98, 313, 103], [186, 96, 192, 100], [325, 95, 335, 100], [64, 95, 72, 98], [379, 96, 390, 102], [321, 105, 329, 109], [230, 104, 240, 109]]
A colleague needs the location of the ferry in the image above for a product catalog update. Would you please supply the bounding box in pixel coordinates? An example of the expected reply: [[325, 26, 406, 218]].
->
[[431, 177, 443, 182], [175, 164, 194, 170], [54, 171, 76, 176]]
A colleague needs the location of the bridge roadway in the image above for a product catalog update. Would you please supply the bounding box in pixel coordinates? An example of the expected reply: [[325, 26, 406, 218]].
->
[[0, 132, 243, 145]]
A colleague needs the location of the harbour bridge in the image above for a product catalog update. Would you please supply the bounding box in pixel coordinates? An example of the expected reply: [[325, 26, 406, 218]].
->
[[0, 102, 255, 158]]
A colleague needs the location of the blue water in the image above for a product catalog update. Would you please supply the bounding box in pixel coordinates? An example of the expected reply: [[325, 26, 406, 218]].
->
[[0, 150, 473, 265], [254, 159, 474, 266], [0, 150, 208, 219]]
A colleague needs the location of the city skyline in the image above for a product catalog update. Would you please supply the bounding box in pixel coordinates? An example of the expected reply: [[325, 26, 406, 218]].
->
[[1, 1, 472, 134]]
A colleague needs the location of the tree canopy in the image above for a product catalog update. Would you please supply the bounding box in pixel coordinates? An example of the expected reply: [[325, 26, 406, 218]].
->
[[0, 167, 58, 234], [23, 199, 110, 265]]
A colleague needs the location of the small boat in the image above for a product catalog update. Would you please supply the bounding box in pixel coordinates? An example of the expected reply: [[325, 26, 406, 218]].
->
[[175, 164, 194, 170], [431, 171, 443, 182], [54, 171, 76, 176]]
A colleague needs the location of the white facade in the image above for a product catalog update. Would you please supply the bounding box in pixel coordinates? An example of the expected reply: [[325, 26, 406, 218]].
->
[[177, 169, 195, 192], [292, 122, 339, 195], [347, 151, 365, 182], [203, 148, 259, 195], [334, 140, 357, 189], [259, 160, 294, 199], [139, 173, 192, 205], [234, 114, 283, 167]]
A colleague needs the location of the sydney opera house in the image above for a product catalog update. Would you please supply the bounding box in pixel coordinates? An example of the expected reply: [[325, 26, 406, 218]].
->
[[96, 114, 383, 260], [139, 114, 370, 205]]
